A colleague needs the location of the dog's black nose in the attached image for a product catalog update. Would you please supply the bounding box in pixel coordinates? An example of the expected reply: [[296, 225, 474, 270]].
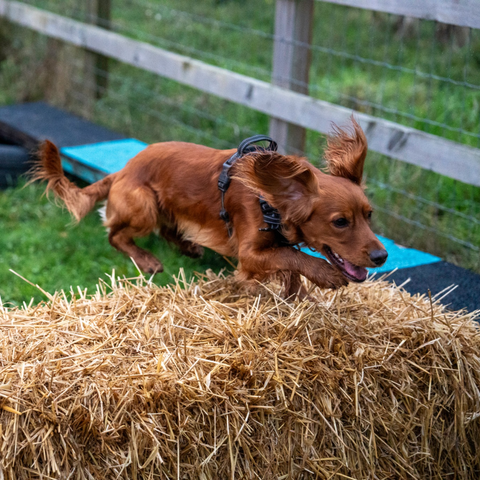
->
[[370, 249, 388, 266]]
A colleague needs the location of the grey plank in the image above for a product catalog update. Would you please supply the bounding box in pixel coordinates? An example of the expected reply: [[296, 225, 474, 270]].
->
[[2, 1, 479, 186], [318, 0, 480, 29]]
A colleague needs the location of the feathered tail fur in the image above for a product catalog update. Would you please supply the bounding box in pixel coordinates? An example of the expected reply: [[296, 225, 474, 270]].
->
[[31, 140, 114, 222]]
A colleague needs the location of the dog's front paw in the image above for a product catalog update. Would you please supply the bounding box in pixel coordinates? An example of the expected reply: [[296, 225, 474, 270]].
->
[[327, 271, 349, 289], [314, 265, 349, 290]]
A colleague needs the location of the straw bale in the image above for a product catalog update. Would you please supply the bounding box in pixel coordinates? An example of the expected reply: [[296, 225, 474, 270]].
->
[[1, 270, 480, 479]]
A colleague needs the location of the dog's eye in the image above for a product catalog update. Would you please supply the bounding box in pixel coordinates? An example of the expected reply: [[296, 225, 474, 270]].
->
[[332, 217, 349, 228], [367, 211, 373, 220]]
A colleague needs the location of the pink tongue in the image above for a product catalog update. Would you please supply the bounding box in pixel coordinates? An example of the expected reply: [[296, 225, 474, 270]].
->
[[344, 259, 368, 281]]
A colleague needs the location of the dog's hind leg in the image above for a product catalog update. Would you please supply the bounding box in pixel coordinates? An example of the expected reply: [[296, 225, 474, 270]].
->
[[109, 225, 164, 274], [159, 224, 204, 259], [105, 183, 163, 274]]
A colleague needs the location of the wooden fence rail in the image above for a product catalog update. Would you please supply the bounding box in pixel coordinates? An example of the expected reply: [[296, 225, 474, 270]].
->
[[1, 0, 479, 186], [319, 0, 480, 30]]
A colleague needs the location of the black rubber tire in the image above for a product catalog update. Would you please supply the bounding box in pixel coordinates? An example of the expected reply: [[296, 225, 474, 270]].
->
[[0, 144, 31, 188]]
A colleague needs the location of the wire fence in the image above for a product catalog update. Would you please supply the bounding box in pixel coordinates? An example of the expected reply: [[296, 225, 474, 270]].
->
[[1, 0, 479, 272]]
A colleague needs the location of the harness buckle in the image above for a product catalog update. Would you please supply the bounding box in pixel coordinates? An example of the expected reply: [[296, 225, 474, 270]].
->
[[218, 165, 232, 192], [218, 153, 239, 192]]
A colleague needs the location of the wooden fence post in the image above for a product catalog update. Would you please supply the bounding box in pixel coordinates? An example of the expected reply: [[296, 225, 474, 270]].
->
[[85, 0, 111, 100], [269, 0, 314, 154]]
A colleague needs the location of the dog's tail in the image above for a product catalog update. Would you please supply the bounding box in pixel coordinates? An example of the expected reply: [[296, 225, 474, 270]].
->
[[31, 140, 114, 222]]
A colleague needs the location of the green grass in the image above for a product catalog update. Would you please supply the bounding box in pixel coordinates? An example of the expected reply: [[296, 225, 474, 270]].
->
[[0, 0, 479, 306], [0, 182, 228, 306]]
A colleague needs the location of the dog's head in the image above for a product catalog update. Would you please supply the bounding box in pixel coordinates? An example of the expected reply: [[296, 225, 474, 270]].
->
[[237, 117, 387, 283]]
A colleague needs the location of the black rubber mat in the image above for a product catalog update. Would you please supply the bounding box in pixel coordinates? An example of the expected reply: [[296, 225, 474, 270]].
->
[[387, 261, 480, 313], [0, 144, 31, 188], [0, 102, 125, 150]]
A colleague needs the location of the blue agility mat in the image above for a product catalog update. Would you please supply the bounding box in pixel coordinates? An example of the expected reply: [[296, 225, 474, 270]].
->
[[370, 236, 441, 273], [61, 139, 148, 176], [302, 235, 440, 274]]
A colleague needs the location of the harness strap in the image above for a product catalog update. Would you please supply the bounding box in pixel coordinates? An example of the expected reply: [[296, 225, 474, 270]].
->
[[218, 135, 278, 237]]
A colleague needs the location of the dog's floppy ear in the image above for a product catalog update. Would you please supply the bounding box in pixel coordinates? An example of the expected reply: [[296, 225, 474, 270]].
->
[[324, 116, 367, 185], [235, 152, 318, 224]]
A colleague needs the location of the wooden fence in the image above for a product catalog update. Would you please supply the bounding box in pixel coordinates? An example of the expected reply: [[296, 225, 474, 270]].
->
[[322, 0, 480, 29], [0, 0, 479, 186]]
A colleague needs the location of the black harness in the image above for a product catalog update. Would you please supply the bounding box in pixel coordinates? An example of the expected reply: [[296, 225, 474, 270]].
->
[[217, 135, 289, 242]]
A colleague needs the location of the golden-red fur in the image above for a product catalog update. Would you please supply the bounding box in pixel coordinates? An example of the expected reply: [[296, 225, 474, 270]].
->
[[32, 117, 387, 297], [324, 118, 367, 185], [31, 141, 112, 221]]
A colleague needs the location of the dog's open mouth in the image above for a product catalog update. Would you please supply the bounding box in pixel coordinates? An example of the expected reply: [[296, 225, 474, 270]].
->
[[323, 245, 368, 283]]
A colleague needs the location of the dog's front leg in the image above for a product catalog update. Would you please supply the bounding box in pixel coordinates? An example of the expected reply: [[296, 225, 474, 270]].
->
[[283, 271, 309, 300], [239, 246, 348, 290]]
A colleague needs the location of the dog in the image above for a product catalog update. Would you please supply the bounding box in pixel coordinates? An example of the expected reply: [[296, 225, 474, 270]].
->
[[32, 117, 387, 298]]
